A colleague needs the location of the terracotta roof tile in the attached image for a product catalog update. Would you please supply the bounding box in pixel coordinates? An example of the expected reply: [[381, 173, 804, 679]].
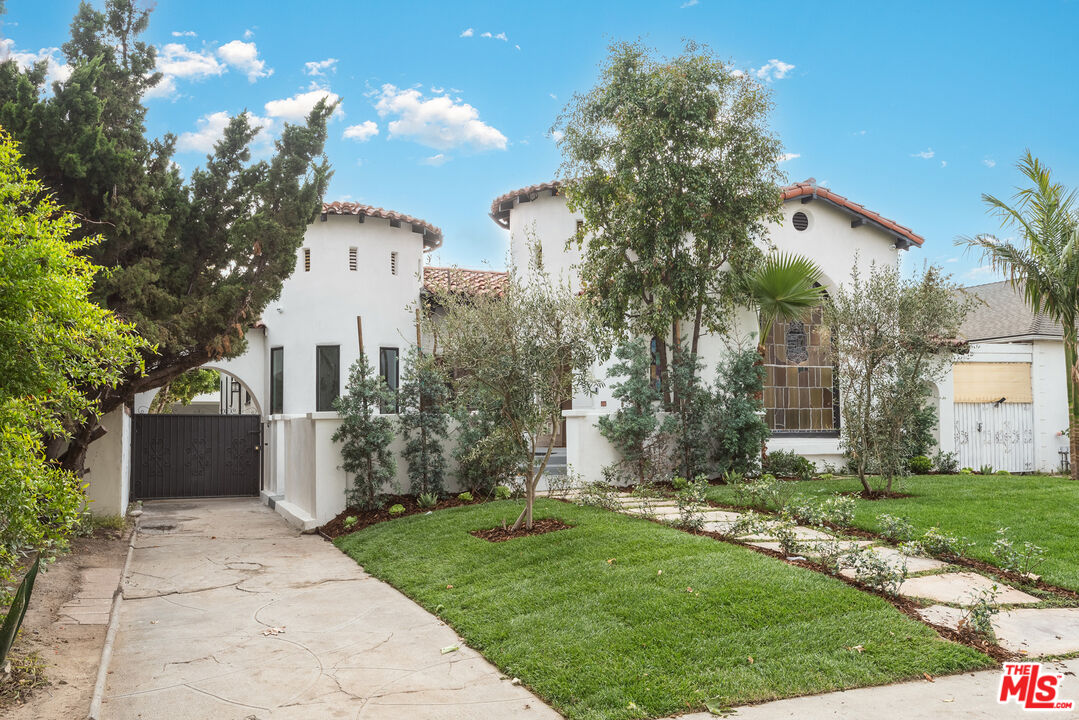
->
[[488, 178, 925, 247], [322, 201, 442, 249], [423, 266, 509, 296]]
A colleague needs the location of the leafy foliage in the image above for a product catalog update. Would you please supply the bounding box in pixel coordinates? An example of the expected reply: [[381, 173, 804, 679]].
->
[[745, 252, 826, 346], [710, 347, 769, 476], [148, 369, 220, 413], [0, 557, 38, 668], [557, 40, 783, 401], [991, 527, 1047, 577], [396, 348, 451, 496], [599, 339, 662, 484], [333, 354, 397, 510], [957, 153, 1079, 480], [908, 455, 934, 474], [0, 0, 333, 473], [827, 263, 970, 493], [0, 132, 145, 616], [452, 390, 520, 498], [426, 243, 597, 529], [664, 346, 711, 480], [763, 449, 813, 479]]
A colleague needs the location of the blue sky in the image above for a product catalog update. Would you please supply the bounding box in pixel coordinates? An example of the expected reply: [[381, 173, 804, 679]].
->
[[5, 1, 1078, 284]]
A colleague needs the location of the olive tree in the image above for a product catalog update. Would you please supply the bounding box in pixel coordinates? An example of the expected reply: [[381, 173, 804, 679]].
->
[[827, 263, 970, 493], [426, 248, 597, 530]]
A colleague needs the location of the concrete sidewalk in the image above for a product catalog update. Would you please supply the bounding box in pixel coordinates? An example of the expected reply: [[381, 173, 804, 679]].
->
[[100, 498, 560, 719]]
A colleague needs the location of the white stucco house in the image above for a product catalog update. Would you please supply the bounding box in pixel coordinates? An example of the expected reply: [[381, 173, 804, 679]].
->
[[98, 177, 1044, 529]]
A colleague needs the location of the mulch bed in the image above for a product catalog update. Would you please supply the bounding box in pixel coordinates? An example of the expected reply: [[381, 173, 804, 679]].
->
[[470, 518, 572, 543], [320, 494, 475, 539]]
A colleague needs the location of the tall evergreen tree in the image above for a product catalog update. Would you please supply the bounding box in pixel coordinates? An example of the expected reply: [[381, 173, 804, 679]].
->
[[0, 0, 333, 473], [599, 339, 662, 484], [333, 354, 397, 510], [397, 348, 451, 496]]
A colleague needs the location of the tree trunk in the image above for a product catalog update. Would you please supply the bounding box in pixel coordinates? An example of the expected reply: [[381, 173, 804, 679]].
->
[[656, 337, 671, 408]]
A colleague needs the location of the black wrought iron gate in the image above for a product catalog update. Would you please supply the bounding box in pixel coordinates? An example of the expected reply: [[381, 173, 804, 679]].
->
[[131, 414, 261, 499]]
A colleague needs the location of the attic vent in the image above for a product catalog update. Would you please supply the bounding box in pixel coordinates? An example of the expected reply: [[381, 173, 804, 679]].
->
[[390, 251, 399, 276], [792, 211, 809, 231], [349, 247, 358, 271], [303, 248, 311, 272]]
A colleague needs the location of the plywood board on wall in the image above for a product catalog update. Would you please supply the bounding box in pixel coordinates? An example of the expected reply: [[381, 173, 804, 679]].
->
[[953, 362, 1032, 403]]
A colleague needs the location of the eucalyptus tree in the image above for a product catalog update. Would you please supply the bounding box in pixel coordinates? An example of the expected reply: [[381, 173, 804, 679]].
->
[[556, 40, 784, 404], [958, 152, 1079, 481], [0, 0, 333, 475]]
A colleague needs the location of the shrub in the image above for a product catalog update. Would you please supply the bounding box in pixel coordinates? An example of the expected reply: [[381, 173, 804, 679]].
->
[[877, 513, 916, 543], [978, 464, 994, 475], [994, 469, 1011, 476], [672, 476, 709, 531], [959, 467, 974, 475], [745, 474, 797, 512], [494, 485, 512, 500], [453, 394, 521, 497], [991, 527, 1046, 577], [598, 339, 662, 484], [457, 492, 474, 502], [819, 472, 834, 481], [846, 546, 907, 596], [725, 510, 768, 539], [771, 512, 803, 556], [812, 494, 856, 528], [343, 516, 358, 529], [397, 348, 451, 496], [333, 354, 397, 510], [388, 504, 405, 516], [933, 450, 958, 473], [763, 449, 813, 479], [417, 492, 439, 509], [959, 585, 1001, 637], [921, 526, 968, 558], [709, 347, 769, 476], [578, 482, 619, 511], [671, 475, 690, 491], [908, 455, 933, 474], [811, 538, 850, 575]]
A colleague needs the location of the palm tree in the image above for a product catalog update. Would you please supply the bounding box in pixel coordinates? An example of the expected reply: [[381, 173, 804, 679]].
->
[[958, 152, 1079, 481], [746, 252, 827, 351]]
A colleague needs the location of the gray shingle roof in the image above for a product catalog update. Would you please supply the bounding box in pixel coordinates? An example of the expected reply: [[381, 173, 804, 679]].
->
[[959, 280, 1065, 342]]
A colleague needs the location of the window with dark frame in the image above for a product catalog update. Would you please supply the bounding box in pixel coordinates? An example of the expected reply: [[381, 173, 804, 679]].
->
[[379, 347, 399, 413], [315, 345, 340, 412], [270, 347, 284, 414]]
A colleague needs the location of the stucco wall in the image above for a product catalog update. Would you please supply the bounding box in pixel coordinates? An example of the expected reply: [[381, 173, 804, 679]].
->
[[1032, 340, 1070, 472], [84, 404, 131, 516]]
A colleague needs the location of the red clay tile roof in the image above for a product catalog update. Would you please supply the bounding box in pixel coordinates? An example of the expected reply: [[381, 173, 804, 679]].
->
[[423, 266, 509, 296], [488, 179, 924, 247], [781, 180, 924, 247], [322, 201, 443, 249]]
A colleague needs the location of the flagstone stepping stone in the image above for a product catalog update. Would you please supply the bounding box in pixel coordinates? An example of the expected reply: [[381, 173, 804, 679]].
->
[[990, 608, 1079, 656], [916, 604, 965, 629], [743, 526, 833, 542], [838, 546, 949, 577], [899, 572, 1039, 606]]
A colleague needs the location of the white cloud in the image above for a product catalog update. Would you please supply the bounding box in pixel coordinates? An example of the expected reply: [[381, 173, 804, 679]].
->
[[373, 84, 507, 151], [911, 148, 935, 159], [0, 40, 72, 87], [494, 32, 508, 41], [264, 87, 341, 122], [343, 120, 378, 142], [549, 92, 557, 99], [431, 86, 445, 94], [681, 0, 699, 6], [460, 28, 474, 37], [177, 110, 272, 153], [217, 40, 272, 82], [754, 59, 795, 82], [157, 42, 224, 79], [515, 44, 521, 50], [780, 152, 800, 162], [144, 74, 177, 99], [481, 32, 492, 38], [171, 30, 197, 38], [422, 153, 449, 166], [983, 157, 996, 168], [243, 29, 255, 39], [729, 68, 745, 78], [304, 58, 337, 76], [940, 160, 947, 168]]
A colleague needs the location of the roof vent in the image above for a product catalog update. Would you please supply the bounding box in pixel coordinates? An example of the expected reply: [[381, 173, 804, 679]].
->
[[792, 211, 809, 231]]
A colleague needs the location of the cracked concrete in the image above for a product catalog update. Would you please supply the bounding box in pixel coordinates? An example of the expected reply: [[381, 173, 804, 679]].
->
[[100, 498, 561, 720]]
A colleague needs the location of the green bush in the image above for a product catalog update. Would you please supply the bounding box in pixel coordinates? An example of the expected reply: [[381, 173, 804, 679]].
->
[[388, 504, 405, 516], [994, 469, 1011, 476], [343, 516, 358, 529], [494, 485, 512, 500], [933, 450, 958, 473], [908, 455, 933, 474], [877, 514, 915, 543], [763, 449, 814, 479], [671, 475, 690, 491], [417, 492, 439, 509], [978, 464, 994, 475], [959, 467, 974, 475], [457, 492, 474, 502]]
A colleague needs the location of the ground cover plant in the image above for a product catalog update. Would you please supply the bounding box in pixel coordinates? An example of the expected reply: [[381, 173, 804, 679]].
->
[[336, 499, 990, 720], [707, 473, 1079, 591]]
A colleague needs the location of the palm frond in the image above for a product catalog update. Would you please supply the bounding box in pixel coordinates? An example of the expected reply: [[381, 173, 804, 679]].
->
[[747, 252, 826, 342]]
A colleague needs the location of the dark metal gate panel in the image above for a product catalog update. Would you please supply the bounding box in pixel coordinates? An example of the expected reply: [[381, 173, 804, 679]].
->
[[132, 414, 261, 499]]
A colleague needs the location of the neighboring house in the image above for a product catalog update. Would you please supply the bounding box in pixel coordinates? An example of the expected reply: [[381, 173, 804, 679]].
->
[[490, 178, 923, 477], [938, 281, 1070, 473]]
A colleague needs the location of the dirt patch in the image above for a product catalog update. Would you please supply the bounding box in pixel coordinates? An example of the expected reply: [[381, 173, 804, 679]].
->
[[470, 518, 573, 542], [320, 494, 477, 539], [0, 526, 130, 719], [837, 489, 914, 500]]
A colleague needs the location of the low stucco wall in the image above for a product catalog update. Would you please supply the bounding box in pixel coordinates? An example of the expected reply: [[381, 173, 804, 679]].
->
[[84, 405, 131, 516], [267, 412, 463, 529]]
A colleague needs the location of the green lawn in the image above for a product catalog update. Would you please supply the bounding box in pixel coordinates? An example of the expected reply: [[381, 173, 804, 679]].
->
[[336, 499, 990, 720], [707, 474, 1079, 591]]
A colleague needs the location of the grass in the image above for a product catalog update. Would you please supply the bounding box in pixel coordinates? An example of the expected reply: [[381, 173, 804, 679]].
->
[[707, 474, 1079, 591], [336, 499, 991, 720]]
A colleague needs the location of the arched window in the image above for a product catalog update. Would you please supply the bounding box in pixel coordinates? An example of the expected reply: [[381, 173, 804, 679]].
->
[[762, 288, 839, 435]]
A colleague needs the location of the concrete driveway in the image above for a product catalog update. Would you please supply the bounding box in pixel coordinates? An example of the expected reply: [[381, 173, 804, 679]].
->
[[100, 498, 561, 720]]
